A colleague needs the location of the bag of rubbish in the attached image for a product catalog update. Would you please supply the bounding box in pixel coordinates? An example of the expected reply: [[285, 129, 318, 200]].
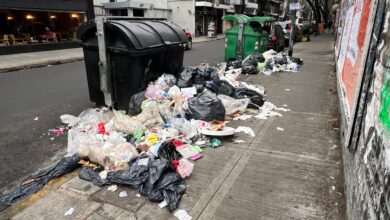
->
[[216, 80, 235, 96], [274, 54, 288, 65], [107, 163, 149, 188], [148, 171, 186, 211], [226, 60, 242, 70], [170, 118, 200, 138], [291, 57, 303, 66], [0, 155, 80, 206], [177, 67, 197, 88], [60, 114, 80, 127], [156, 74, 177, 89], [233, 88, 265, 109], [88, 141, 139, 171], [128, 91, 146, 116], [158, 141, 181, 162], [265, 57, 275, 70], [177, 159, 194, 179], [113, 111, 143, 134], [241, 63, 259, 74], [187, 92, 226, 121], [79, 166, 111, 187], [145, 84, 165, 100], [218, 95, 250, 115], [250, 52, 265, 63]]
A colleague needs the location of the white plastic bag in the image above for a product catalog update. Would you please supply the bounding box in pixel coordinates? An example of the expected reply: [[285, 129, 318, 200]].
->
[[218, 95, 250, 115]]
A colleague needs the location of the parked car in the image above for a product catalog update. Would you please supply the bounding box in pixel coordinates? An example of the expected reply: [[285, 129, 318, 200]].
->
[[268, 23, 285, 52], [183, 29, 192, 50]]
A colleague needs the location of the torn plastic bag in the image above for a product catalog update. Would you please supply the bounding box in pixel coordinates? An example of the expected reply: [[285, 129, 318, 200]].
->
[[218, 95, 250, 115], [158, 141, 181, 162], [187, 92, 226, 121], [113, 111, 143, 134], [60, 114, 80, 127], [128, 91, 146, 116], [138, 159, 171, 197], [79, 166, 111, 187], [157, 74, 177, 89], [233, 88, 265, 109], [0, 155, 80, 206], [149, 172, 186, 211], [145, 84, 164, 100], [249, 52, 265, 63], [196, 66, 219, 82], [107, 163, 149, 188], [170, 118, 200, 138], [177, 67, 197, 88]]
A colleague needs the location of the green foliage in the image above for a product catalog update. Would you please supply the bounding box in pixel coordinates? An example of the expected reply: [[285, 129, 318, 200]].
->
[[300, 24, 311, 36]]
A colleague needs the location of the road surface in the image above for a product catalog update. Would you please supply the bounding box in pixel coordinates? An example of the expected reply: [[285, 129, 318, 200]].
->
[[0, 39, 225, 190]]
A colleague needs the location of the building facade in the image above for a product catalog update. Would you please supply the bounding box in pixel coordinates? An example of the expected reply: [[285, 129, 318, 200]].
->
[[0, 0, 87, 54], [257, 0, 284, 19]]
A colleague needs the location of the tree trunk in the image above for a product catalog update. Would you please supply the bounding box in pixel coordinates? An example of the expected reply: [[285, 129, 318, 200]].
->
[[305, 0, 319, 35]]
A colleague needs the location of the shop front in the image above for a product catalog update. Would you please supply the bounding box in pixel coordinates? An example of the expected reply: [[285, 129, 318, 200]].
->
[[195, 4, 225, 37], [0, 0, 87, 54]]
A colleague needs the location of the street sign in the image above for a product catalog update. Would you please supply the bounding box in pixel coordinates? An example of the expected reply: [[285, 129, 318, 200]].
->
[[289, 2, 300, 10]]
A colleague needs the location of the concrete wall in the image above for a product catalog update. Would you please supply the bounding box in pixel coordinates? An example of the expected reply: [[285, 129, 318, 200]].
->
[[145, 8, 172, 19], [338, 1, 390, 219], [167, 0, 195, 35]]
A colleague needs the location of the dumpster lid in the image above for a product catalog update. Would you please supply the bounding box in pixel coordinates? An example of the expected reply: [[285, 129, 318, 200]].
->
[[222, 14, 250, 23], [247, 16, 276, 23], [108, 20, 187, 49]]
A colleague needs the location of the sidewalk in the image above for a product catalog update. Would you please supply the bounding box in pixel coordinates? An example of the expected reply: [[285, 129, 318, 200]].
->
[[0, 35, 225, 73], [0, 34, 345, 220]]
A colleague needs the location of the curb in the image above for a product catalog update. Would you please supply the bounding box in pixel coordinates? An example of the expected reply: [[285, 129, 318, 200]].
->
[[192, 36, 225, 44], [0, 57, 84, 73]]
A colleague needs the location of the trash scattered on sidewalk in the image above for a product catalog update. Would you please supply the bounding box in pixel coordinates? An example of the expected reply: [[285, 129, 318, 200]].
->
[[119, 191, 128, 198], [107, 185, 118, 192], [159, 200, 168, 208], [329, 145, 338, 150], [226, 50, 303, 75], [276, 127, 285, 131], [64, 207, 74, 216], [34, 117, 39, 121], [0, 54, 298, 213], [235, 126, 255, 137], [174, 209, 192, 220]]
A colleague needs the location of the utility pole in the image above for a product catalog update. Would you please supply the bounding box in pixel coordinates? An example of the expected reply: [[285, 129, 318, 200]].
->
[[86, 0, 95, 21], [288, 0, 298, 57]]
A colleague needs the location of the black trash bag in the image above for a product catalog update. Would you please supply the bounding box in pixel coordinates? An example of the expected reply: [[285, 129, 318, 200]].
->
[[291, 57, 303, 66], [149, 172, 186, 211], [241, 63, 259, 74], [188, 92, 226, 121], [128, 91, 146, 116], [107, 164, 149, 188], [274, 55, 288, 65], [0, 155, 80, 206], [265, 58, 275, 70], [158, 141, 180, 162], [193, 84, 205, 93], [226, 60, 242, 70], [216, 80, 234, 96], [250, 52, 265, 63], [79, 166, 111, 187], [138, 159, 170, 198], [177, 67, 197, 88], [233, 88, 265, 109]]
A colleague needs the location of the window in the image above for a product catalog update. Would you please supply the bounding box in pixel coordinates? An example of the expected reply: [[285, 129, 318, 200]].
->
[[133, 9, 144, 17]]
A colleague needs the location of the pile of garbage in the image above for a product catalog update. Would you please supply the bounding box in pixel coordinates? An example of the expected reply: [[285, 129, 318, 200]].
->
[[0, 59, 291, 214], [227, 50, 303, 75]]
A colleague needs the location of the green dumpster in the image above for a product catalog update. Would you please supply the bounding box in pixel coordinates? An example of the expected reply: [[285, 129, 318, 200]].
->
[[223, 15, 275, 61]]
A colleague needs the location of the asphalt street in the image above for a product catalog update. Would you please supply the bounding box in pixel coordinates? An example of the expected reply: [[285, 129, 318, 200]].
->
[[0, 39, 225, 190]]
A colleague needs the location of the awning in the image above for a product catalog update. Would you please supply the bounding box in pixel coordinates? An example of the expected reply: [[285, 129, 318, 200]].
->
[[195, 1, 213, 7]]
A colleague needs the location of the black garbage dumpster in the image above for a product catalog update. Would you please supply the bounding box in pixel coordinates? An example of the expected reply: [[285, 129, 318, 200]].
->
[[76, 18, 188, 110]]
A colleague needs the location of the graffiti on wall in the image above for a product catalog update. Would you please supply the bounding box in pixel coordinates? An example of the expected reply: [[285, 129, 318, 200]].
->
[[379, 69, 390, 131]]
